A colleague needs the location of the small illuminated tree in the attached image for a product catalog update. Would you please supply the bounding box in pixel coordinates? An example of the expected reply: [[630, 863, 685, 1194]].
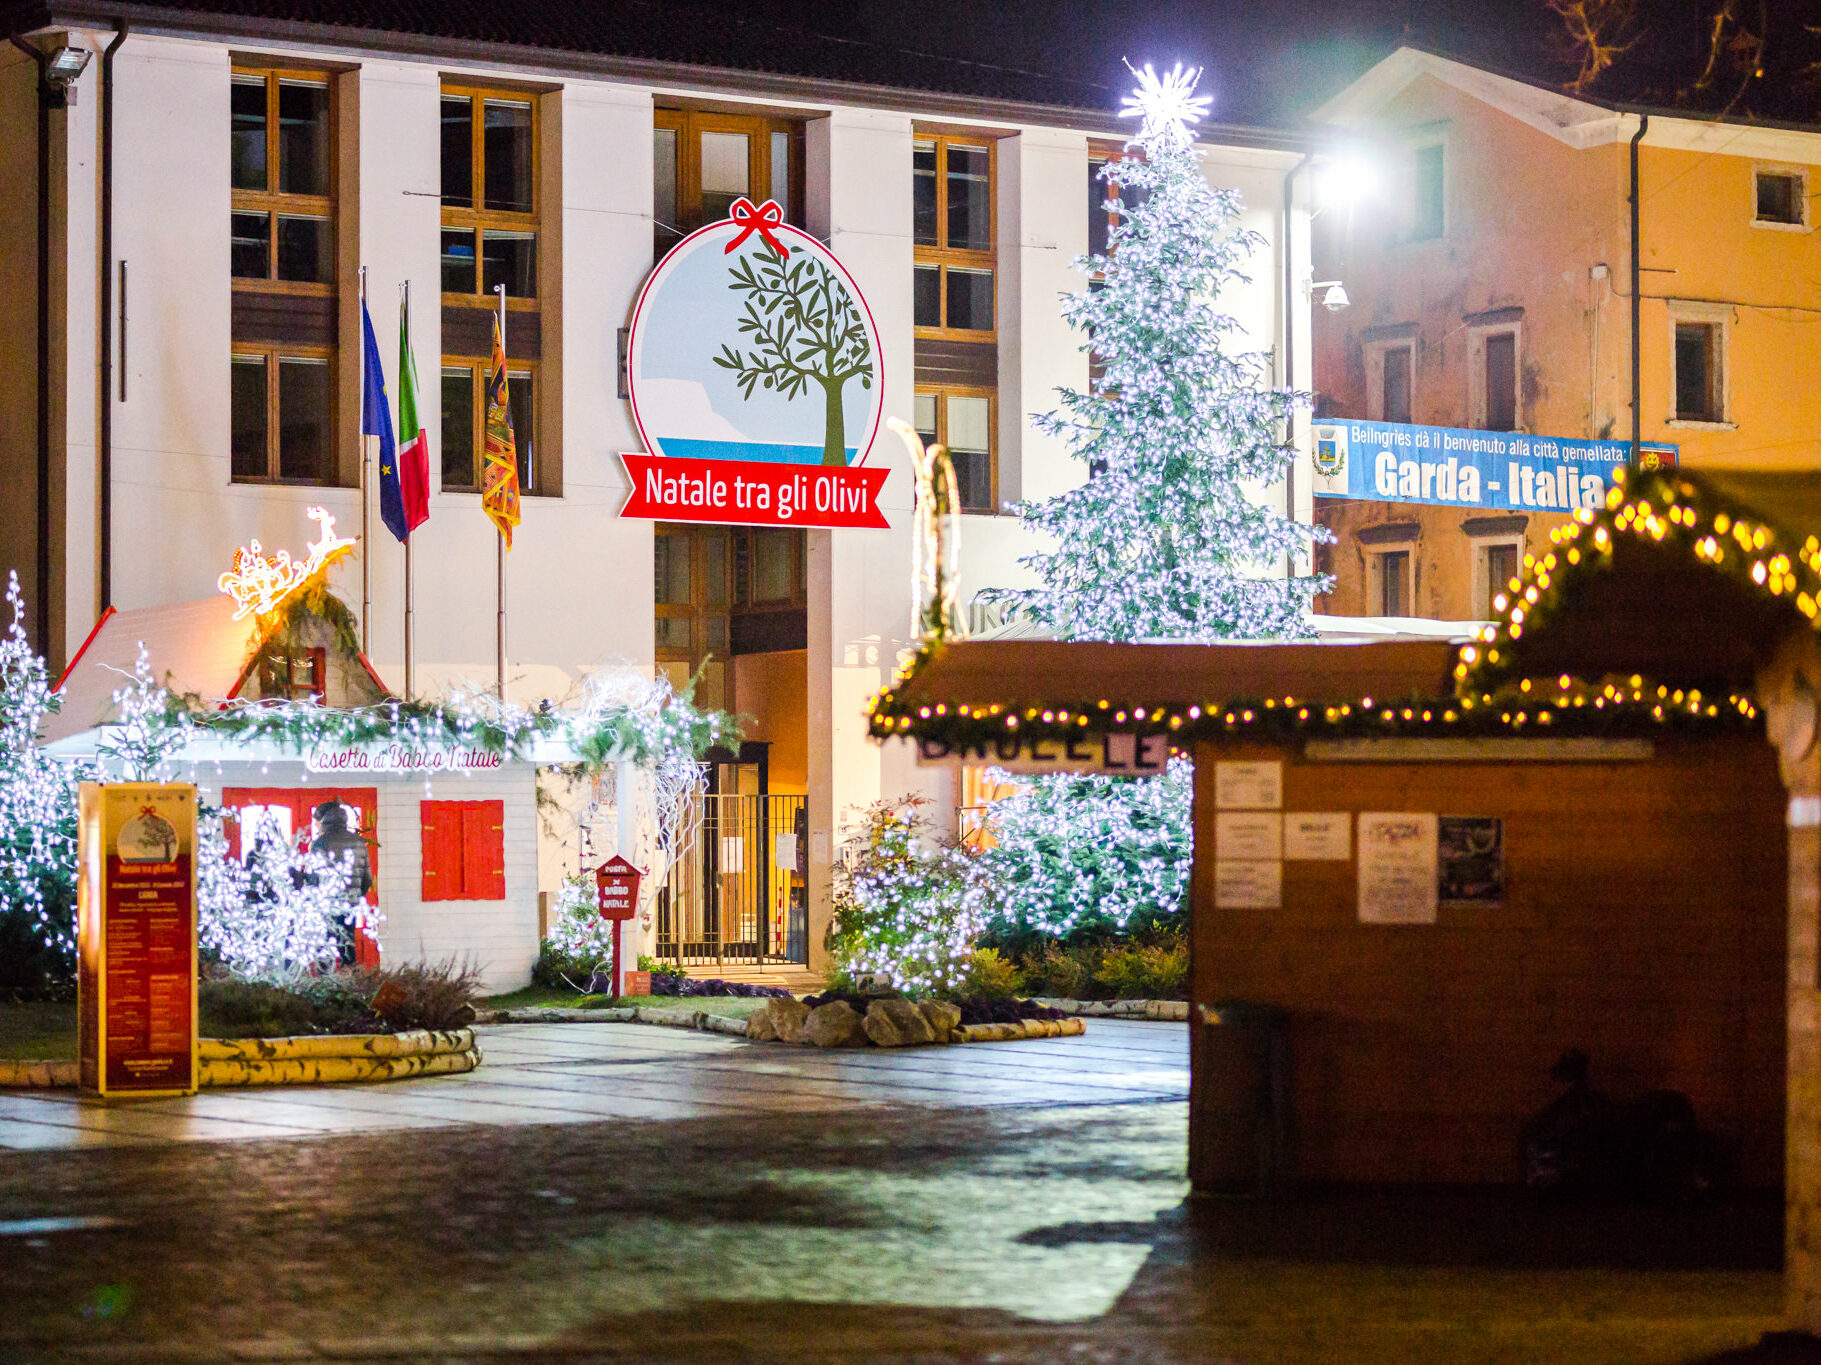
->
[[712, 241, 875, 467]]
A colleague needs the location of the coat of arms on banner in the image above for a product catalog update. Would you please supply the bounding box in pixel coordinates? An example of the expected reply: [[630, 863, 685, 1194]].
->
[[1313, 425, 1347, 477], [618, 198, 889, 529]]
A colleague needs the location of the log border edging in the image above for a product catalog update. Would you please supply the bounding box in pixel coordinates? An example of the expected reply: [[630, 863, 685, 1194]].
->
[[0, 1027, 480, 1090]]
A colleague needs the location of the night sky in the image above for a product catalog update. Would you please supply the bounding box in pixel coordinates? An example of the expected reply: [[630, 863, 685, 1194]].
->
[[735, 0, 1821, 126]]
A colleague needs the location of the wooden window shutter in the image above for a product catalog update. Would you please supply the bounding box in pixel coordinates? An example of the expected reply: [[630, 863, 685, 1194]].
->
[[462, 801, 506, 900], [420, 801, 460, 900]]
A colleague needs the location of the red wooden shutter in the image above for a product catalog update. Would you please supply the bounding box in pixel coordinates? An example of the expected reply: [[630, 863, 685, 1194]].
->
[[420, 802, 461, 901], [462, 801, 506, 900]]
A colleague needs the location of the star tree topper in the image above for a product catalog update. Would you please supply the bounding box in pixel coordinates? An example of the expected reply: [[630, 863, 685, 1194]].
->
[[1119, 60, 1212, 146]]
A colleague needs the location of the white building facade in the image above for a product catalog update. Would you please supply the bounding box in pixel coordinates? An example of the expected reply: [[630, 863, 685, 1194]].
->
[[2, 7, 1317, 982]]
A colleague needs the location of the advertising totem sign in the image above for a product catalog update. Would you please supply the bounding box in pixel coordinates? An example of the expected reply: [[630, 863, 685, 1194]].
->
[[619, 197, 889, 528], [77, 783, 200, 1097]]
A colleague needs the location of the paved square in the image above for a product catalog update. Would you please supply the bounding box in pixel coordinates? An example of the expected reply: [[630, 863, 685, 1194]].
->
[[0, 1019, 1187, 1148]]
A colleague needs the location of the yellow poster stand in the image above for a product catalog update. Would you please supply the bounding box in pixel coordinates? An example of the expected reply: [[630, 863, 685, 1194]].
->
[[76, 783, 200, 1098]]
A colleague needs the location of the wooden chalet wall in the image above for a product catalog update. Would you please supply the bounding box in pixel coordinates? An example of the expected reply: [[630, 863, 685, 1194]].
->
[[1190, 736, 1788, 1187]]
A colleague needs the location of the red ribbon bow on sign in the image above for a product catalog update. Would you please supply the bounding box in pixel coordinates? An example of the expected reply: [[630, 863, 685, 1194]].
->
[[724, 197, 791, 259]]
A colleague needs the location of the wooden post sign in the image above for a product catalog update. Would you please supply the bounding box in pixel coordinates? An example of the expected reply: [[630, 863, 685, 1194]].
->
[[77, 783, 200, 1097]]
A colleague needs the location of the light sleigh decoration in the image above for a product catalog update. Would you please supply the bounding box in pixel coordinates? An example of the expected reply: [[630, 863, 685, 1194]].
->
[[217, 506, 358, 622]]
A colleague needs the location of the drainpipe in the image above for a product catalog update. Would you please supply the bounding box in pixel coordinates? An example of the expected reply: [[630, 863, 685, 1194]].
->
[[1629, 113, 1647, 463], [1283, 152, 1312, 577], [9, 37, 51, 653], [97, 20, 126, 613]]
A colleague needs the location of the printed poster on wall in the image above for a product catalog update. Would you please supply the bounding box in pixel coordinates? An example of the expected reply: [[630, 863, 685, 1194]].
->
[[77, 782, 199, 1097], [619, 198, 889, 529], [1438, 816, 1504, 905], [1357, 811, 1439, 925]]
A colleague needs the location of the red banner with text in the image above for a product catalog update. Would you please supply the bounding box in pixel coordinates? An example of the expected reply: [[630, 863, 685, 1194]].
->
[[618, 453, 889, 529]]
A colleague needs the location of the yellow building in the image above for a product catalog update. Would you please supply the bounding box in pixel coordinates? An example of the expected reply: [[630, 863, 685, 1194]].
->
[[1310, 48, 1821, 622]]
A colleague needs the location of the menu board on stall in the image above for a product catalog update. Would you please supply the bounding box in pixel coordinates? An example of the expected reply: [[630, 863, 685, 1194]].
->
[[77, 783, 199, 1097]]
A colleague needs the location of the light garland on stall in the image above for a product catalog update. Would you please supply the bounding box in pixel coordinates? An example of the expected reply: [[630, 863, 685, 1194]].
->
[[1456, 465, 1818, 698]]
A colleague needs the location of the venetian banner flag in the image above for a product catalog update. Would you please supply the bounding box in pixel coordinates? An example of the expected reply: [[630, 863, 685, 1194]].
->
[[382, 297, 431, 542], [481, 314, 522, 549]]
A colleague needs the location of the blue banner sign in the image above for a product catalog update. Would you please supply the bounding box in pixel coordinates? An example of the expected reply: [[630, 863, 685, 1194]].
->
[[1309, 420, 1676, 513]]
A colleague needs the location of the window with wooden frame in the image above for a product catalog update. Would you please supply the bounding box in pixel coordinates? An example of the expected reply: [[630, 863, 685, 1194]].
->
[[654, 524, 732, 711], [231, 66, 338, 487], [230, 345, 334, 483], [257, 646, 326, 701], [420, 800, 505, 901], [1363, 333, 1416, 424], [913, 134, 995, 336], [441, 86, 539, 304], [913, 387, 995, 514], [653, 108, 805, 260], [1087, 146, 1149, 261], [232, 67, 334, 289], [439, 359, 537, 492]]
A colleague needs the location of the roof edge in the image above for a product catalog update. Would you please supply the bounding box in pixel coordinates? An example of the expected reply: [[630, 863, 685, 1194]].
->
[[18, 1, 1317, 153]]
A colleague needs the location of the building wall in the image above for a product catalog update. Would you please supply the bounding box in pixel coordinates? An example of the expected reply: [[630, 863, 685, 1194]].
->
[[31, 26, 1305, 969], [1190, 736, 1788, 1187], [0, 49, 40, 642], [1312, 70, 1821, 621], [203, 762, 541, 992]]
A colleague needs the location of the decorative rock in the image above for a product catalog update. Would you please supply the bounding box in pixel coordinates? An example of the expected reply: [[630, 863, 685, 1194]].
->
[[917, 999, 962, 1043], [747, 1008, 779, 1042], [764, 997, 812, 1044], [802, 1000, 867, 1048], [864, 998, 936, 1048]]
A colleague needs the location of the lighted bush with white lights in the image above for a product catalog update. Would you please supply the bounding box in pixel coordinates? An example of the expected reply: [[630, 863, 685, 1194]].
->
[[978, 756, 1191, 943], [828, 796, 987, 997]]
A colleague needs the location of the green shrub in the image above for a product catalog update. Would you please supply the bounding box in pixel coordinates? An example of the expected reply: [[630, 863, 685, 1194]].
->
[[960, 947, 1022, 1000], [531, 941, 597, 991], [1093, 940, 1188, 1001], [199, 976, 374, 1038], [1018, 942, 1098, 1000], [637, 955, 685, 983]]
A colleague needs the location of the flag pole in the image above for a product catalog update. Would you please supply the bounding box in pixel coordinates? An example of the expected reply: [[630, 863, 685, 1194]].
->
[[402, 279, 416, 701], [495, 282, 508, 700], [359, 265, 372, 656]]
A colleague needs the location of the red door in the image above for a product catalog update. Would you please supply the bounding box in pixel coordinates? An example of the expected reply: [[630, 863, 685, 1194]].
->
[[221, 787, 381, 968]]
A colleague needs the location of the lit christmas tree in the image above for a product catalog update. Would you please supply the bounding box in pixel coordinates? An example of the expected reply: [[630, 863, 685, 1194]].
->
[[987, 62, 1327, 639], [979, 65, 1328, 942], [0, 574, 82, 987]]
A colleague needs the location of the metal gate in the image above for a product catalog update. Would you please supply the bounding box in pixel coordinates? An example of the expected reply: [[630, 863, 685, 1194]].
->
[[655, 793, 808, 967]]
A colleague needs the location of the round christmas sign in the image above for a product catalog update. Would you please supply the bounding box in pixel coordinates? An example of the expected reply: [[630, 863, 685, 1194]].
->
[[620, 198, 889, 528]]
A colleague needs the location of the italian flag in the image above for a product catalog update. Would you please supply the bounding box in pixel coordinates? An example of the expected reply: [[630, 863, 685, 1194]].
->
[[383, 301, 430, 541]]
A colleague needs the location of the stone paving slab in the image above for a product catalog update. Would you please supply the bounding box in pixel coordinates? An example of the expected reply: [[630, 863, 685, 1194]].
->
[[0, 1019, 1188, 1149]]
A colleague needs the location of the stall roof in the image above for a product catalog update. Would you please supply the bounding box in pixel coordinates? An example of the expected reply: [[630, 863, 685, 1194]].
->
[[42, 598, 259, 743], [1462, 468, 1821, 696]]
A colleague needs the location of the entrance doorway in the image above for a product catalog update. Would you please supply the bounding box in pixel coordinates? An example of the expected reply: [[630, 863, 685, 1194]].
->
[[219, 787, 380, 967], [656, 746, 808, 968]]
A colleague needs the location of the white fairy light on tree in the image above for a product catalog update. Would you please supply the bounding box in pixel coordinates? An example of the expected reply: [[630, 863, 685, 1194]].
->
[[0, 573, 85, 975], [977, 63, 1330, 940]]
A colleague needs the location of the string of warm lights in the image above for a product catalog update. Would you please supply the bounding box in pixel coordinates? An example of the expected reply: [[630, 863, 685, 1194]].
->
[[1457, 465, 1820, 696]]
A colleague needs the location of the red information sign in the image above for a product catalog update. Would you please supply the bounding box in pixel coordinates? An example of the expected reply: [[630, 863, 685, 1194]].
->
[[595, 855, 643, 922], [78, 784, 199, 1097]]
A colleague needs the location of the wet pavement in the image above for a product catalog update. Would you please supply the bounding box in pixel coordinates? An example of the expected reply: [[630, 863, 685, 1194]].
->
[[0, 1021, 1792, 1364], [0, 1020, 1189, 1147]]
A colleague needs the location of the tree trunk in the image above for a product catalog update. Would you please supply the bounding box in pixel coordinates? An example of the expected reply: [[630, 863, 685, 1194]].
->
[[821, 379, 847, 467]]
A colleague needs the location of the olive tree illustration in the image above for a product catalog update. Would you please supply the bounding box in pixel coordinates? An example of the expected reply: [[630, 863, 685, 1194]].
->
[[712, 241, 874, 467]]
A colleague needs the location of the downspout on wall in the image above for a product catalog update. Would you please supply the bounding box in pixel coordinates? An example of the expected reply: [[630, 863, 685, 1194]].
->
[[97, 20, 126, 614], [1629, 113, 1647, 462], [9, 36, 51, 654], [1282, 152, 1311, 578]]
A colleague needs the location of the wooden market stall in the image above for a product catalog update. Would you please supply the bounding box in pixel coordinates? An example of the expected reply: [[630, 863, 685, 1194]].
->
[[873, 466, 1821, 1323]]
